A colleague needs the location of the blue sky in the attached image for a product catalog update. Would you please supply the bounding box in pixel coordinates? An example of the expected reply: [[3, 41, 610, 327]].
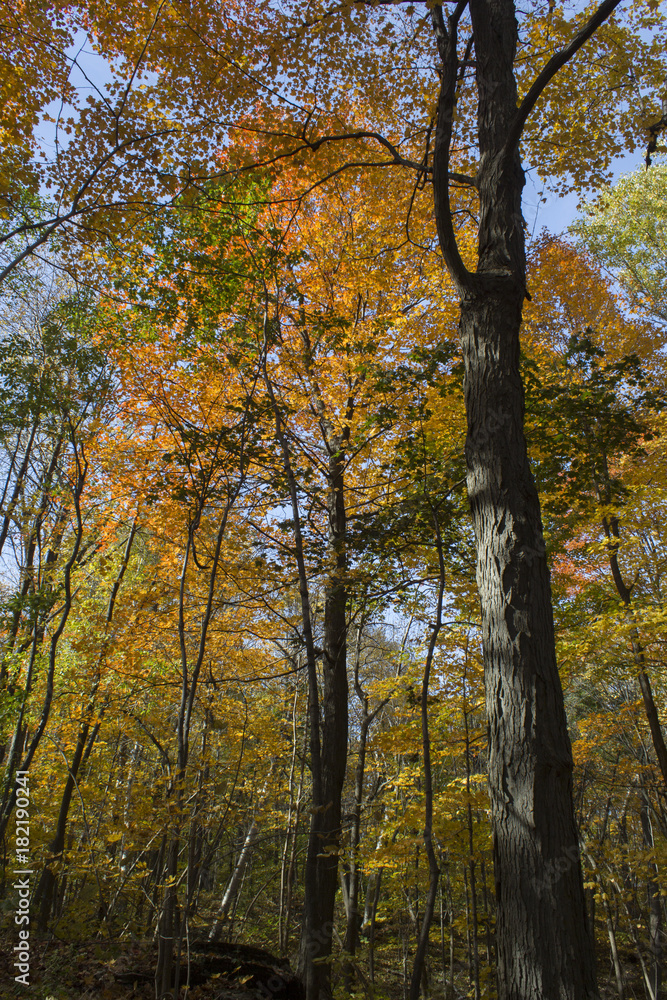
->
[[524, 151, 648, 240]]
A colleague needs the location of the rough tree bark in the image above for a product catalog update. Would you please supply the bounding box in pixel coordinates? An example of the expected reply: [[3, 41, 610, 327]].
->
[[429, 1, 622, 997]]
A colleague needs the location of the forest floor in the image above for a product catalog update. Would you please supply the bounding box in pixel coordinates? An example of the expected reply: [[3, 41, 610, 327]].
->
[[0, 929, 647, 1000], [0, 936, 304, 1000]]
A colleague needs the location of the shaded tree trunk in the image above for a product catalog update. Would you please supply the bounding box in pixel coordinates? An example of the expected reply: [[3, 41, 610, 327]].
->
[[463, 660, 480, 1000], [458, 175, 597, 1000], [429, 3, 614, 998], [156, 836, 179, 999]]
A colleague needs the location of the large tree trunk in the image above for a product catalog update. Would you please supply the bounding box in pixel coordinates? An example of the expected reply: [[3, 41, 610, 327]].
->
[[431, 3, 600, 998], [461, 282, 596, 1000]]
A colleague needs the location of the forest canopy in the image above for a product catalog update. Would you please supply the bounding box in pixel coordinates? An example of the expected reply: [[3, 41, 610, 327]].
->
[[1, 3, 667, 1000]]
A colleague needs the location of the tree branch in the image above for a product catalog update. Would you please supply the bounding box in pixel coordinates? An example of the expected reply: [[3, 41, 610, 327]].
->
[[505, 0, 624, 154], [430, 1, 472, 289]]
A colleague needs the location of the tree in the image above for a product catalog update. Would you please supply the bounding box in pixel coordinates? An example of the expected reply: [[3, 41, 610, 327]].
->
[[245, 169, 459, 998], [521, 236, 667, 791], [0, 283, 112, 843], [518, 236, 667, 1000], [96, 187, 273, 995], [424, 6, 619, 997], [573, 162, 667, 326]]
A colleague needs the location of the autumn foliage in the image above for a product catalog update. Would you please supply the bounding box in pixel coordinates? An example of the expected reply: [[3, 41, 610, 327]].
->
[[1, 3, 667, 1000]]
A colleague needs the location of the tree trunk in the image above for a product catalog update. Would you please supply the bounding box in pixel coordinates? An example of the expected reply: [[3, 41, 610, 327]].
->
[[446, 868, 455, 999], [35, 718, 90, 930], [409, 537, 444, 1000], [208, 819, 259, 941], [280, 679, 307, 955], [35, 521, 137, 929], [156, 836, 179, 999], [459, 193, 597, 1000], [341, 710, 369, 990], [298, 444, 348, 1000], [366, 863, 383, 984], [0, 436, 87, 844], [640, 788, 662, 1000], [463, 668, 480, 1000], [430, 3, 601, 998], [602, 889, 625, 1000], [480, 858, 493, 969], [343, 627, 391, 990]]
